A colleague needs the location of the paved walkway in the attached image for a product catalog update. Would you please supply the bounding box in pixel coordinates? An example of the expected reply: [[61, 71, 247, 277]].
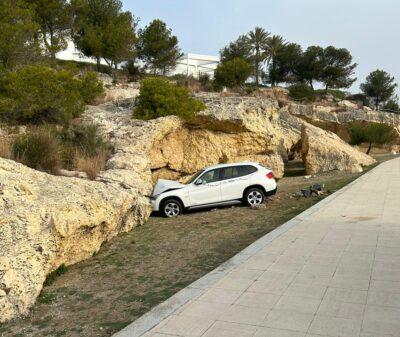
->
[[115, 158, 400, 337]]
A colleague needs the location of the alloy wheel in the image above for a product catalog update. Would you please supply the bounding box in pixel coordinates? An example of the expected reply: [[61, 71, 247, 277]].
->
[[247, 190, 263, 205], [164, 202, 181, 217]]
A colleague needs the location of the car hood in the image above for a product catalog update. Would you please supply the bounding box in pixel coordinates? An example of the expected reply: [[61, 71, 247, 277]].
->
[[152, 179, 186, 196]]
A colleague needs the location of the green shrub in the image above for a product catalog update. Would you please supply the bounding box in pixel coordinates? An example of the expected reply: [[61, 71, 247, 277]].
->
[[348, 121, 398, 154], [288, 83, 316, 102], [315, 89, 347, 100], [346, 93, 369, 106], [134, 77, 206, 121], [383, 98, 400, 113], [12, 126, 62, 174], [60, 123, 110, 156], [57, 123, 111, 169], [78, 72, 105, 104], [0, 65, 104, 125], [214, 58, 252, 89]]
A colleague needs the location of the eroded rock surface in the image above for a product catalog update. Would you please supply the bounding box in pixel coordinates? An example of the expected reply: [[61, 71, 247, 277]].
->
[[301, 124, 376, 174], [289, 101, 400, 134], [84, 96, 377, 182], [0, 159, 150, 322]]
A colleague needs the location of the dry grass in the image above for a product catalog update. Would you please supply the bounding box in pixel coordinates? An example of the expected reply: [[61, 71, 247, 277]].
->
[[74, 151, 107, 180], [12, 127, 62, 174], [0, 138, 11, 159]]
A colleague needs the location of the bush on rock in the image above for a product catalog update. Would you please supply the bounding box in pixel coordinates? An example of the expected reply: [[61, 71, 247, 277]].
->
[[288, 83, 316, 102], [0, 65, 104, 125], [134, 77, 206, 121]]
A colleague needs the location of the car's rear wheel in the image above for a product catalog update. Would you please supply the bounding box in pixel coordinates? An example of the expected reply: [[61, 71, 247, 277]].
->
[[161, 199, 183, 218], [244, 188, 265, 207]]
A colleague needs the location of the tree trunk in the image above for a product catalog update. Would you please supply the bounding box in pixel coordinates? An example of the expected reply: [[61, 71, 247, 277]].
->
[[255, 61, 259, 86], [366, 142, 373, 155], [309, 80, 314, 90], [325, 85, 329, 94], [255, 47, 260, 86], [96, 57, 101, 72], [49, 29, 56, 60]]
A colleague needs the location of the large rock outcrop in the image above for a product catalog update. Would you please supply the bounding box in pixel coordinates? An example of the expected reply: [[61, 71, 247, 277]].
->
[[289, 101, 400, 134], [301, 124, 376, 174], [84, 97, 304, 181], [84, 96, 376, 182], [0, 159, 150, 323]]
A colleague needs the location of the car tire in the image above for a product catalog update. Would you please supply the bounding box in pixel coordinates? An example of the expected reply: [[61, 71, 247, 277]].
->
[[244, 188, 265, 207], [161, 199, 183, 218]]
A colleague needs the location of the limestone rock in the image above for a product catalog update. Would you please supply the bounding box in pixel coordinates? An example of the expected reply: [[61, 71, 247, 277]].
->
[[148, 97, 302, 179], [84, 97, 298, 181], [289, 102, 400, 135], [101, 83, 140, 103], [338, 100, 359, 109], [301, 124, 376, 174], [0, 158, 151, 323]]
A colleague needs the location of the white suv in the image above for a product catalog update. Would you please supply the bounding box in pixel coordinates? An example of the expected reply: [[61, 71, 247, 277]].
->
[[151, 162, 277, 217]]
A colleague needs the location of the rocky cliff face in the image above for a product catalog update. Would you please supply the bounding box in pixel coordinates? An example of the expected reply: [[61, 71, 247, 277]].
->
[[84, 95, 377, 182], [0, 158, 150, 323], [83, 97, 298, 181]]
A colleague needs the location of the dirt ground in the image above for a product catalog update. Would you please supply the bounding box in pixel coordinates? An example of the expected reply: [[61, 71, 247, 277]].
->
[[0, 155, 397, 337]]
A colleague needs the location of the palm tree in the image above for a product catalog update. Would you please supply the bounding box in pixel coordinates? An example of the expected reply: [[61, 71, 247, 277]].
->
[[245, 27, 270, 86], [265, 35, 287, 86]]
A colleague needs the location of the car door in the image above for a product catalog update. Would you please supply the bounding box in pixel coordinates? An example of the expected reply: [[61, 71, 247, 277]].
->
[[188, 168, 222, 206], [220, 166, 254, 201]]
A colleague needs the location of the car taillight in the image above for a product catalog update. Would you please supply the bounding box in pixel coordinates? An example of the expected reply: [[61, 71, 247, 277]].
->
[[266, 172, 274, 179]]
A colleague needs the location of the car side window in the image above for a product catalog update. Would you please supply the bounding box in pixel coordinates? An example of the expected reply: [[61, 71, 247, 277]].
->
[[222, 167, 239, 180], [240, 165, 258, 175], [221, 165, 257, 180], [198, 169, 221, 184]]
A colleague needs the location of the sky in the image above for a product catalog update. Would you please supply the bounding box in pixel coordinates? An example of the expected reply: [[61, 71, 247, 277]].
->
[[123, 0, 400, 95]]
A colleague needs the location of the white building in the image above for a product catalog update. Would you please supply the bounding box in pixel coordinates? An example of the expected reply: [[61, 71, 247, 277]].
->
[[174, 53, 220, 79], [57, 43, 220, 78]]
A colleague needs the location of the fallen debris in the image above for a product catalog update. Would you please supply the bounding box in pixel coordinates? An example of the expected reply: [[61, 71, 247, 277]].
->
[[291, 183, 326, 199]]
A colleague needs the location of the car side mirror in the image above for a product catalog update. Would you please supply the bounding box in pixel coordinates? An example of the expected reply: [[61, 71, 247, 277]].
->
[[195, 179, 204, 186]]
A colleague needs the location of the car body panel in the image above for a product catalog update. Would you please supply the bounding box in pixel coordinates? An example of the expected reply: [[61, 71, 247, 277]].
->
[[220, 176, 250, 200], [152, 179, 186, 196], [188, 182, 222, 206]]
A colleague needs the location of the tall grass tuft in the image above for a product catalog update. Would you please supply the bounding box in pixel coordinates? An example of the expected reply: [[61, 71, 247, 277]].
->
[[74, 151, 108, 180], [0, 138, 11, 159], [12, 126, 62, 174]]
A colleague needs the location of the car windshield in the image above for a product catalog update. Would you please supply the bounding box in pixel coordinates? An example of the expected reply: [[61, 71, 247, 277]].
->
[[185, 170, 205, 184]]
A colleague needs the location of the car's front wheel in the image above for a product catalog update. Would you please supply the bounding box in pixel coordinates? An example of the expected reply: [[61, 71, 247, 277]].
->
[[244, 188, 265, 207], [161, 199, 183, 218]]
